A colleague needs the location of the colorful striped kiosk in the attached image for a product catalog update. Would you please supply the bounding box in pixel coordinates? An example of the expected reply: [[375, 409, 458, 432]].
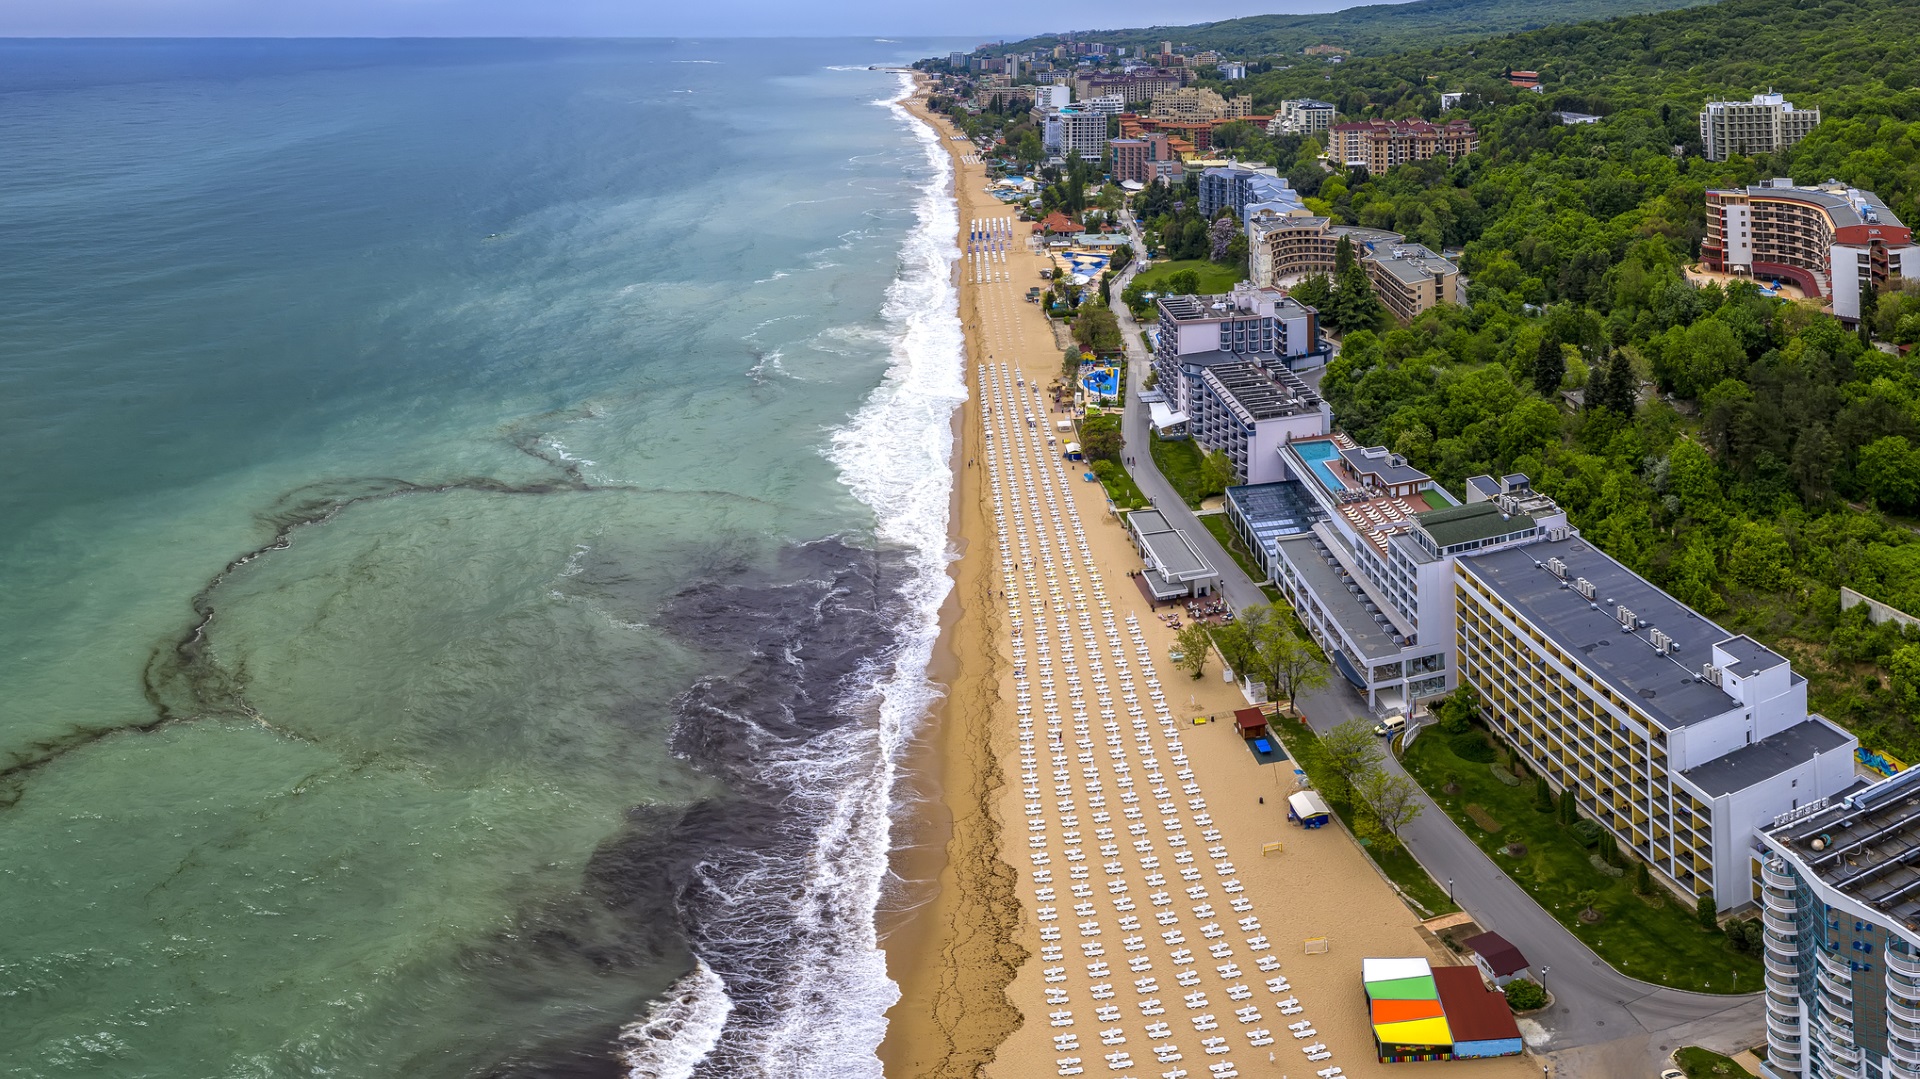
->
[[1362, 957, 1524, 1063]]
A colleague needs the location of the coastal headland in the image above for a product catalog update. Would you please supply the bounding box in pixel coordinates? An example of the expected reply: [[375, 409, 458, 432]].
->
[[881, 80, 1541, 1079]]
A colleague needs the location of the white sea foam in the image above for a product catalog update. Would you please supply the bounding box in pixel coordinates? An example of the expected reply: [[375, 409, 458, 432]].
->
[[621, 69, 962, 1079], [618, 959, 733, 1079]]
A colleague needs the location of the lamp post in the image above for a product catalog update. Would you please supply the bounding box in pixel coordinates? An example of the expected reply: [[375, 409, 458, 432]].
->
[[1540, 965, 1550, 991], [1447, 877, 1454, 902]]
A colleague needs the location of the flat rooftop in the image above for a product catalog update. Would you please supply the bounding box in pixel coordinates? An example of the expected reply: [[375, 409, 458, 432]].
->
[[1203, 362, 1321, 422], [1277, 531, 1408, 659], [1770, 768, 1920, 923], [1130, 510, 1214, 581], [1720, 182, 1904, 230], [1415, 501, 1536, 550], [1682, 718, 1853, 796], [1339, 446, 1428, 487], [1459, 537, 1740, 730]]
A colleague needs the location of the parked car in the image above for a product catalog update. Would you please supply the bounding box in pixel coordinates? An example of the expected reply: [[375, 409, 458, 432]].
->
[[1372, 714, 1407, 738]]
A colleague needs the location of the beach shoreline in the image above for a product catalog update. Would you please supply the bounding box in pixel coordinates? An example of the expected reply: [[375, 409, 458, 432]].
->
[[877, 81, 1026, 1079]]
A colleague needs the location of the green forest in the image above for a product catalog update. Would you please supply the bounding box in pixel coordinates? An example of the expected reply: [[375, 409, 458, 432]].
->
[[1202, 0, 1920, 758], [997, 0, 1713, 61]]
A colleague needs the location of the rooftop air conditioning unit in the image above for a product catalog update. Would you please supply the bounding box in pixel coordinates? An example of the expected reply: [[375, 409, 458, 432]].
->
[[1548, 527, 1569, 542], [1574, 577, 1596, 599], [1650, 629, 1672, 654], [1546, 557, 1567, 578], [1617, 605, 1636, 629], [1701, 663, 1722, 686]]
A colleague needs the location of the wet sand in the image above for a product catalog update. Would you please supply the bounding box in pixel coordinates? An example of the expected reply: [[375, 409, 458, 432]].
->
[[880, 82, 1540, 1079]]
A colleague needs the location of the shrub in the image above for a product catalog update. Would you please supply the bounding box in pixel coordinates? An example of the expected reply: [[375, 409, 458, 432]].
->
[[1449, 732, 1497, 763], [1568, 819, 1606, 848], [1633, 860, 1652, 895], [1504, 979, 1547, 1012], [1697, 893, 1719, 930], [1532, 775, 1553, 813]]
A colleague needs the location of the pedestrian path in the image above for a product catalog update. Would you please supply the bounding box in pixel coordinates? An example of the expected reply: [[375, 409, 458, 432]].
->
[[979, 344, 1349, 1079]]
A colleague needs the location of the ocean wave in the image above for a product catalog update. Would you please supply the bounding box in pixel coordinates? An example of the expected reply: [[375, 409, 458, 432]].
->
[[624, 70, 963, 1079], [618, 960, 731, 1079]]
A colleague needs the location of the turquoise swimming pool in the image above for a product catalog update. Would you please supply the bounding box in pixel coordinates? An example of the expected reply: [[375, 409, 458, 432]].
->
[[1083, 367, 1119, 397], [1293, 439, 1346, 491]]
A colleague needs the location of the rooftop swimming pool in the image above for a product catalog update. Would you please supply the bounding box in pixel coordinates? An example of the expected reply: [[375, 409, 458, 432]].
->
[[1293, 439, 1346, 492], [1062, 251, 1111, 277]]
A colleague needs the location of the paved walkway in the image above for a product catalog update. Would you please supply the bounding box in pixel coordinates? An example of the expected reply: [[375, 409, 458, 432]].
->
[[1102, 222, 1765, 1072]]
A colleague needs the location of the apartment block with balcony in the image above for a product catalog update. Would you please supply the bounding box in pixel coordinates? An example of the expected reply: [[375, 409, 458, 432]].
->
[[1150, 86, 1253, 123], [1248, 212, 1338, 288], [1704, 178, 1920, 322], [1363, 242, 1467, 320], [1329, 118, 1477, 174], [1758, 770, 1920, 1079], [1268, 98, 1336, 137], [1701, 92, 1822, 162], [1199, 164, 1302, 221], [1455, 538, 1857, 910], [1152, 285, 1328, 420]]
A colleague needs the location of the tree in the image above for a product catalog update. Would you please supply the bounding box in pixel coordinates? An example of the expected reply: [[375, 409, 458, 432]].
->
[[1857, 435, 1920, 511], [1200, 448, 1238, 494], [1533, 334, 1567, 397], [1357, 769, 1423, 845], [1318, 718, 1385, 800], [1533, 775, 1553, 813], [1633, 860, 1652, 895], [1209, 215, 1237, 263], [1080, 420, 1123, 462], [1558, 787, 1577, 825], [1073, 303, 1123, 354], [1175, 622, 1213, 679], [1236, 605, 1330, 713], [1696, 892, 1718, 930], [1503, 979, 1546, 1012], [1166, 268, 1201, 296], [1290, 272, 1334, 312]]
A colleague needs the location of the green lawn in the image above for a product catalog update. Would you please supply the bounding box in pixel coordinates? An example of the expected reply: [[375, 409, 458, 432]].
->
[[1271, 715, 1460, 919], [1131, 258, 1245, 297], [1673, 1046, 1755, 1079], [1092, 460, 1147, 510], [1150, 431, 1223, 508], [1401, 730, 1765, 993]]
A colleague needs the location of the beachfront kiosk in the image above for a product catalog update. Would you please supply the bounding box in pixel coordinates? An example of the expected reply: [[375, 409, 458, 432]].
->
[[1125, 509, 1220, 602], [1286, 790, 1331, 828]]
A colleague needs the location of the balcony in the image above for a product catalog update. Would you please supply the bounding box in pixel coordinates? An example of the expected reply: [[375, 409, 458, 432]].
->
[[1816, 948, 1854, 981], [1766, 968, 1799, 1000], [1765, 932, 1799, 963], [1763, 909, 1798, 937], [1892, 970, 1920, 1001], [1890, 1058, 1920, 1079], [1892, 950, 1920, 979], [1766, 1031, 1802, 1070], [1818, 1027, 1863, 1066], [1893, 996, 1920, 1027], [1767, 1008, 1803, 1040], [1892, 1034, 1920, 1068], [1763, 864, 1798, 891], [1817, 969, 1853, 1009]]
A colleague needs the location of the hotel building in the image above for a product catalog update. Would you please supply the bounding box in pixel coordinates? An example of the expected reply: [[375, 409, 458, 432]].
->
[[1199, 164, 1302, 221], [1703, 178, 1920, 322], [1043, 107, 1111, 162], [1150, 86, 1254, 123], [1247, 212, 1339, 287], [1759, 770, 1920, 1079], [1110, 134, 1178, 186], [1269, 98, 1337, 138], [1363, 242, 1467, 320], [1701, 92, 1822, 162], [1329, 118, 1478, 174], [1151, 286, 1330, 484], [1226, 458, 1859, 908]]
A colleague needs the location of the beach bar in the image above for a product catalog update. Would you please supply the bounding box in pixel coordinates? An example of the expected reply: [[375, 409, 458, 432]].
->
[[1361, 957, 1524, 1063]]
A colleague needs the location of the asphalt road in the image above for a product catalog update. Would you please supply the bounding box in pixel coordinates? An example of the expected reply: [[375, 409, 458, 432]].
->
[[1101, 223, 1765, 1070]]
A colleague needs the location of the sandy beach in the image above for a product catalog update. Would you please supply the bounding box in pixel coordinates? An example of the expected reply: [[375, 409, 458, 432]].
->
[[881, 82, 1542, 1079]]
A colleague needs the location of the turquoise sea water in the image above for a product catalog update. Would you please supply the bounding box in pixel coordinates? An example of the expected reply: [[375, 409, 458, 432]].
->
[[0, 38, 967, 1077]]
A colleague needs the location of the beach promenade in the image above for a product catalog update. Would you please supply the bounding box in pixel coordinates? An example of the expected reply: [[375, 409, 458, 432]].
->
[[882, 90, 1538, 1079]]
